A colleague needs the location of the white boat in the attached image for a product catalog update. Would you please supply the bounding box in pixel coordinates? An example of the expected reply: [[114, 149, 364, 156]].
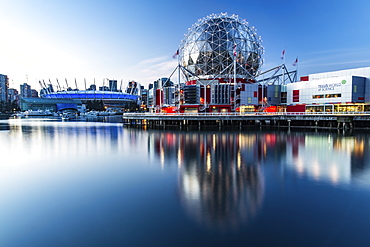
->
[[24, 110, 53, 117], [13, 112, 26, 117], [96, 110, 116, 116], [84, 111, 98, 117], [61, 112, 77, 120], [83, 110, 115, 117]]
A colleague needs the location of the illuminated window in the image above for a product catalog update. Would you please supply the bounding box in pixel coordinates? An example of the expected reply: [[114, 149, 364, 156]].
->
[[312, 94, 341, 99], [312, 95, 324, 99]]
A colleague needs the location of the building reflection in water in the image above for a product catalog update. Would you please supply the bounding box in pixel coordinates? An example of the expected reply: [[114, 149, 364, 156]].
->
[[285, 132, 370, 186], [145, 129, 370, 228], [147, 131, 265, 230], [1, 119, 123, 168]]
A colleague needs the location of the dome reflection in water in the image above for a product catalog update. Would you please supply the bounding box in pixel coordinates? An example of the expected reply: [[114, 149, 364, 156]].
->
[[149, 131, 264, 230]]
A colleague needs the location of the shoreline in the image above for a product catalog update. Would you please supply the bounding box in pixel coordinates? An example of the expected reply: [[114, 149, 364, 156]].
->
[[122, 112, 370, 130]]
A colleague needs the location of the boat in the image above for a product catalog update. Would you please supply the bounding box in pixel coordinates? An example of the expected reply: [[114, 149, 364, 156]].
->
[[83, 110, 116, 117], [84, 111, 98, 117], [61, 112, 77, 120], [24, 110, 54, 117], [12, 112, 26, 117], [96, 110, 116, 116]]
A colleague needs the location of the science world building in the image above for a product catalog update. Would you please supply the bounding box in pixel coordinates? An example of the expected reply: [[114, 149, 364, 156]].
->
[[150, 12, 370, 114], [151, 13, 265, 113]]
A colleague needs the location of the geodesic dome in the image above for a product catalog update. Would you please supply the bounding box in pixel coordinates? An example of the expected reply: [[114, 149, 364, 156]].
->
[[179, 13, 263, 81]]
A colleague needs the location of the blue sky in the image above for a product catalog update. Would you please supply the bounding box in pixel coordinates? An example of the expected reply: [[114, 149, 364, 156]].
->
[[1, 0, 370, 90]]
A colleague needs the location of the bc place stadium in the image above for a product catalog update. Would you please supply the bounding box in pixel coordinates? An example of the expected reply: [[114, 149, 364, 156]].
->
[[20, 80, 141, 113]]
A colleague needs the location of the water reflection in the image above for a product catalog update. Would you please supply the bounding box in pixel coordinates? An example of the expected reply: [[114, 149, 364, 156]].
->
[[0, 121, 9, 131], [147, 131, 265, 230], [3, 118, 370, 243], [283, 132, 370, 186], [0, 119, 124, 169], [143, 129, 370, 229]]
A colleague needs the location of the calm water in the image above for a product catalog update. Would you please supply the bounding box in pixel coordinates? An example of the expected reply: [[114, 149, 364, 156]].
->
[[1, 117, 370, 246]]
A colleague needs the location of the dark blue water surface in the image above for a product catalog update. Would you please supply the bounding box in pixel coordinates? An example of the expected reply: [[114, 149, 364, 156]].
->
[[1, 117, 370, 246]]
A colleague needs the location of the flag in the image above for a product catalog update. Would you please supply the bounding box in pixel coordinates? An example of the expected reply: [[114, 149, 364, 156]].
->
[[293, 57, 298, 66], [233, 44, 237, 56], [172, 49, 179, 59], [281, 49, 285, 60]]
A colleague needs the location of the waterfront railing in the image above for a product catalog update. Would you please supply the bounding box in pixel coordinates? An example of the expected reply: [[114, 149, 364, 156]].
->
[[123, 112, 370, 117]]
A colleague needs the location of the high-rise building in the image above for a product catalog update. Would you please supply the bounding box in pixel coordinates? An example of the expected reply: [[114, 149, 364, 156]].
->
[[109, 80, 118, 91], [141, 87, 148, 111], [7, 88, 19, 103], [31, 89, 39, 98], [20, 83, 32, 98], [0, 74, 9, 102]]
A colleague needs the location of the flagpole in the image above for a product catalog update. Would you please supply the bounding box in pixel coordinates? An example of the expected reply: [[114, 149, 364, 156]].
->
[[297, 58, 299, 81], [178, 58, 181, 111], [234, 44, 237, 111], [234, 46, 236, 85], [283, 48, 285, 85], [293, 57, 298, 81], [262, 74, 264, 108]]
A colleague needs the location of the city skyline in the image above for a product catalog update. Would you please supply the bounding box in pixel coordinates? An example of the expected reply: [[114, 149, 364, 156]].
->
[[1, 0, 370, 90]]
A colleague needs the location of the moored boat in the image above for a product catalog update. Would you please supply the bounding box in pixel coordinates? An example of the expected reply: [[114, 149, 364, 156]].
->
[[24, 110, 54, 117]]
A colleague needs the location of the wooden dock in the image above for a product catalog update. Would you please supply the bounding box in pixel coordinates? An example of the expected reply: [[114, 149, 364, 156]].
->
[[122, 112, 370, 129]]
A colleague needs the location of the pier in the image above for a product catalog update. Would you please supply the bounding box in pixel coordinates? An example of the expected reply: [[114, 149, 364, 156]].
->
[[122, 112, 370, 129]]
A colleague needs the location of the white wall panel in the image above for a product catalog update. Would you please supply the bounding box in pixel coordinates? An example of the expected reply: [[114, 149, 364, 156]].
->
[[287, 76, 354, 104]]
